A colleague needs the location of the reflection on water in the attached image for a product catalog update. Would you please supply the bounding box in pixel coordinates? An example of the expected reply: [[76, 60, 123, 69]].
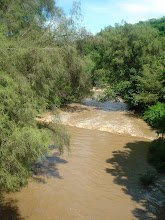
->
[[3, 91, 158, 219]]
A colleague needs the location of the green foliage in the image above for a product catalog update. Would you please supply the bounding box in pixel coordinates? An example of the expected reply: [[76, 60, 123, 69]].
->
[[144, 103, 165, 133], [39, 122, 70, 154], [139, 17, 165, 36], [91, 69, 108, 87], [0, 126, 50, 191], [0, 0, 56, 36], [98, 87, 118, 102], [0, 0, 91, 192], [89, 18, 165, 109], [148, 138, 165, 173]]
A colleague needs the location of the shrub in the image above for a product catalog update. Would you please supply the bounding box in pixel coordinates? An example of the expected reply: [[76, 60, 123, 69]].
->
[[148, 138, 165, 172], [98, 87, 118, 102], [143, 102, 165, 133]]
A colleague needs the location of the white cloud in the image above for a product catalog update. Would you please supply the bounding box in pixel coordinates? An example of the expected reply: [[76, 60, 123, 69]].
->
[[119, 0, 165, 14], [120, 3, 148, 13]]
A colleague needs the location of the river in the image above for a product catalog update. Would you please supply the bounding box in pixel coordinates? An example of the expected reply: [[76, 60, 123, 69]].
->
[[3, 89, 163, 220]]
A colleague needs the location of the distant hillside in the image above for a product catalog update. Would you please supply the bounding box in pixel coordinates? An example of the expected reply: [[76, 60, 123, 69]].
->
[[138, 16, 165, 36]]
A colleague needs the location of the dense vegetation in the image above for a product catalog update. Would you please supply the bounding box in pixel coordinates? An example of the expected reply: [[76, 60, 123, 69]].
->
[[140, 16, 165, 36], [0, 0, 91, 191], [89, 23, 164, 107]]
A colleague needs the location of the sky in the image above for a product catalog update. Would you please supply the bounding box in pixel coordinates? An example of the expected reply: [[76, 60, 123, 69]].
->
[[56, 0, 165, 34]]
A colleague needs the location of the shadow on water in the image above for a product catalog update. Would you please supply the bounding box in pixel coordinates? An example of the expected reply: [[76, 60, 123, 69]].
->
[[0, 149, 67, 219], [82, 98, 128, 112], [0, 193, 24, 220], [32, 151, 68, 184], [105, 140, 162, 220]]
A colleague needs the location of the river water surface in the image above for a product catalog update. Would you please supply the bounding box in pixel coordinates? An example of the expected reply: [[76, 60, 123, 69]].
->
[[3, 90, 159, 220]]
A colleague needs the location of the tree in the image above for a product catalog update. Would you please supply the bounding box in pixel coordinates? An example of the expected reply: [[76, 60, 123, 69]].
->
[[91, 21, 164, 108], [0, 0, 91, 191]]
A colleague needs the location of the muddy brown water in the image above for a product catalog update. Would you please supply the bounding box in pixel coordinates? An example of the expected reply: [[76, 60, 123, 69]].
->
[[3, 91, 158, 220]]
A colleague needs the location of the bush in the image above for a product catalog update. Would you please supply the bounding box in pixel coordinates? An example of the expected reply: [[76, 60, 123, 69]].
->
[[144, 102, 165, 133], [148, 138, 165, 172], [98, 87, 118, 102]]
